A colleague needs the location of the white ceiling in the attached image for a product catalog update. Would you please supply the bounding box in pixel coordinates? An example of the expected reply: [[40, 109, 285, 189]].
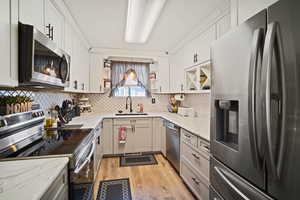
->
[[63, 0, 230, 52]]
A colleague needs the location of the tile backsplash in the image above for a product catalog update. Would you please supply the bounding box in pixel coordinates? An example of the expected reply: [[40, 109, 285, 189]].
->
[[86, 93, 170, 113], [0, 90, 210, 118], [182, 93, 211, 117], [33, 92, 72, 110], [0, 90, 72, 112], [85, 92, 210, 116]]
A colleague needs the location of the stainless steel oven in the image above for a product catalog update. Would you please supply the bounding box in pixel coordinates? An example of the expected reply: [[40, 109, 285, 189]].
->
[[70, 130, 96, 200], [0, 110, 96, 200], [19, 23, 70, 88]]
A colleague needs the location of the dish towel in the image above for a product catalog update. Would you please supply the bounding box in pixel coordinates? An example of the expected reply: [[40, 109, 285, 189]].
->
[[119, 127, 127, 144]]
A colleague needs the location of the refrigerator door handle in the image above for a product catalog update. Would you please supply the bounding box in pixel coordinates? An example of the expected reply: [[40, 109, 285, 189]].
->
[[214, 166, 250, 200], [249, 28, 265, 170], [262, 22, 287, 180]]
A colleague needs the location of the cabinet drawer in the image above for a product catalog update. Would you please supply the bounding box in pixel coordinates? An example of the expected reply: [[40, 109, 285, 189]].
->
[[197, 138, 210, 159], [182, 129, 197, 148], [41, 166, 68, 200], [53, 185, 68, 200], [181, 161, 209, 200], [181, 142, 209, 180], [114, 118, 151, 126]]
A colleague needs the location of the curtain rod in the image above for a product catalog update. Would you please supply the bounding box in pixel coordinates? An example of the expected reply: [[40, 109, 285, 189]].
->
[[106, 56, 156, 64]]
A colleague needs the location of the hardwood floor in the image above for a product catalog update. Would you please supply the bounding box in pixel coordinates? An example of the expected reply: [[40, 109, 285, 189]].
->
[[94, 154, 196, 200]]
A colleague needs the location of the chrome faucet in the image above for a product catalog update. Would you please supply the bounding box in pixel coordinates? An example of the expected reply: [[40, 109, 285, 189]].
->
[[125, 96, 133, 113]]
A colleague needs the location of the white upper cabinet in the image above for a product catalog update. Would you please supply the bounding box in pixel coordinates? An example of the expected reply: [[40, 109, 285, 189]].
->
[[155, 57, 170, 92], [193, 26, 216, 64], [0, 0, 12, 87], [170, 51, 185, 92], [169, 24, 217, 92], [18, 0, 91, 92], [19, 0, 45, 33], [64, 22, 73, 56], [19, 0, 65, 49], [216, 13, 231, 39], [0, 0, 18, 87], [234, 0, 278, 24], [89, 54, 104, 93], [70, 36, 90, 92], [45, 0, 65, 49]]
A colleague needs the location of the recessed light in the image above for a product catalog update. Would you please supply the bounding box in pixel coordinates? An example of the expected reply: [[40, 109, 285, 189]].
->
[[125, 0, 167, 43]]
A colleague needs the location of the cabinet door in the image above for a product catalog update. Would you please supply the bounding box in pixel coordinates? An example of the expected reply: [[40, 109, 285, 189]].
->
[[134, 122, 153, 152], [152, 118, 164, 152], [156, 57, 170, 92], [94, 126, 102, 174], [170, 55, 184, 92], [0, 0, 11, 87], [19, 0, 45, 33], [90, 54, 103, 93], [64, 22, 73, 55], [114, 125, 135, 154], [81, 49, 90, 91], [102, 119, 113, 155], [45, 0, 65, 49], [216, 13, 231, 39], [194, 26, 216, 64]]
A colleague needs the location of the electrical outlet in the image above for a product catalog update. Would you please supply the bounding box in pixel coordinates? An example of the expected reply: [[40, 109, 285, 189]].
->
[[151, 98, 156, 104]]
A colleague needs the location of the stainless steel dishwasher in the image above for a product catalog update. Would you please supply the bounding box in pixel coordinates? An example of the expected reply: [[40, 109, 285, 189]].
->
[[166, 121, 180, 172]]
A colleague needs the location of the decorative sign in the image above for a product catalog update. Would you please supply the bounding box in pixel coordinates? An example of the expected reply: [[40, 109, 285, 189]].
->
[[5, 102, 32, 115]]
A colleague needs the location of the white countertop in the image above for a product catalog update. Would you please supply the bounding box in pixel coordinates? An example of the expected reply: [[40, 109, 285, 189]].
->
[[69, 112, 210, 141], [0, 157, 69, 200]]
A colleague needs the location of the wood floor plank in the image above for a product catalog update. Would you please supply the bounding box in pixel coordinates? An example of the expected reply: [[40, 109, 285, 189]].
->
[[94, 154, 196, 200]]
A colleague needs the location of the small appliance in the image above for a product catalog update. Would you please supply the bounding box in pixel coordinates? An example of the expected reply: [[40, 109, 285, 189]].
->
[[18, 23, 70, 88], [177, 107, 194, 117], [0, 109, 97, 200]]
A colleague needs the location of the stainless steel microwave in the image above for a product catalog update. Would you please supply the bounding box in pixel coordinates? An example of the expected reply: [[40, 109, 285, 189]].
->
[[19, 23, 70, 88]]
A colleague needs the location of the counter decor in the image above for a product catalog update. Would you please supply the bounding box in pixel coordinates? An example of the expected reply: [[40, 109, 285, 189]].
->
[[0, 96, 32, 115]]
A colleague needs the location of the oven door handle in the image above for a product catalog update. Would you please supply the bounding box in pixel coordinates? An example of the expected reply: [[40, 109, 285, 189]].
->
[[74, 140, 96, 174]]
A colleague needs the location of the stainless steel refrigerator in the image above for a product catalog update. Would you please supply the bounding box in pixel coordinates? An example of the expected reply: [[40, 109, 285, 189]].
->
[[210, 0, 300, 199]]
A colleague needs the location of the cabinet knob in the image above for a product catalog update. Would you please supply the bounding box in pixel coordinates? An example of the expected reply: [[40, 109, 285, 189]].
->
[[192, 153, 200, 160], [192, 177, 200, 185], [50, 26, 54, 40], [74, 80, 78, 89], [62, 174, 66, 184]]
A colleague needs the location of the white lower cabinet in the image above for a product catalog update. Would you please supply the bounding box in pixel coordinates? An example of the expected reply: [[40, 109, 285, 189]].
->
[[94, 124, 103, 175], [152, 118, 165, 152], [180, 129, 210, 200], [41, 166, 68, 200], [181, 161, 209, 200], [113, 118, 153, 154], [102, 119, 113, 155]]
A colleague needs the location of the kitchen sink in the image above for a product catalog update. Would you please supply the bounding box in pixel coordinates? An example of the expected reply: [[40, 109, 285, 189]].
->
[[115, 113, 148, 116]]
